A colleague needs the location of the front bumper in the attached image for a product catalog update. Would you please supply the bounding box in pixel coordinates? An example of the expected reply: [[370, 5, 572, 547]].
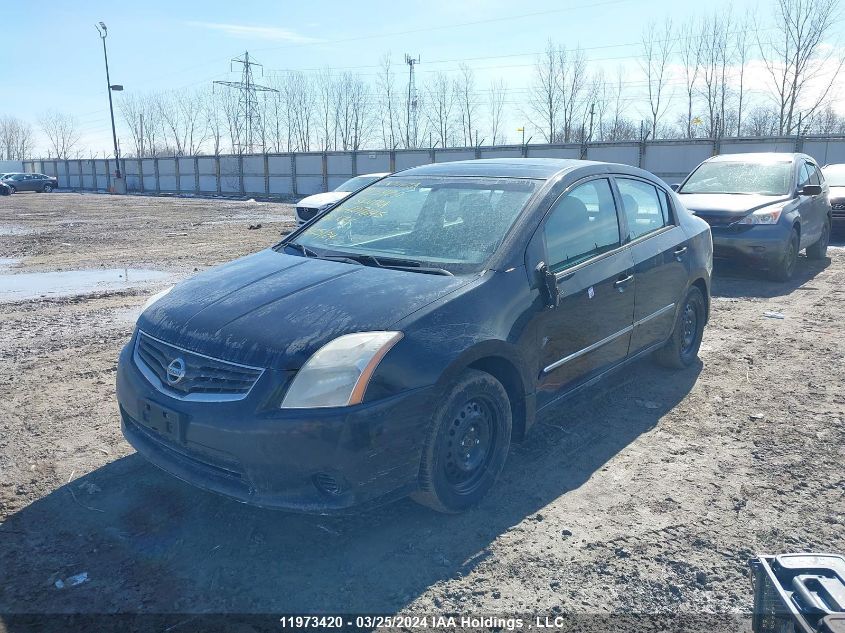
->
[[709, 222, 793, 268], [116, 338, 434, 513]]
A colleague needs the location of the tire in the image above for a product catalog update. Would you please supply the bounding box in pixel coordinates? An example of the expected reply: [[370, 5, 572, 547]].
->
[[654, 286, 706, 369], [806, 217, 830, 260], [411, 369, 512, 513], [42, 184, 53, 193], [7, 185, 15, 194], [768, 228, 799, 282]]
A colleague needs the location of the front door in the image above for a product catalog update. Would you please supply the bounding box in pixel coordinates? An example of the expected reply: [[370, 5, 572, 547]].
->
[[535, 177, 636, 410], [797, 161, 823, 247], [615, 177, 690, 353]]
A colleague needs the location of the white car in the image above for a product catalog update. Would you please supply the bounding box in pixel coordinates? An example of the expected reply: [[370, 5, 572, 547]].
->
[[295, 173, 389, 225]]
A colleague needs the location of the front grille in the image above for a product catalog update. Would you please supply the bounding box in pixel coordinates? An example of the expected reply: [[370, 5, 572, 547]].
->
[[134, 331, 263, 399], [695, 213, 737, 227], [296, 206, 319, 222]]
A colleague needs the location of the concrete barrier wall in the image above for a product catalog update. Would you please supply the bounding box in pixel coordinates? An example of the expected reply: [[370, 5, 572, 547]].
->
[[22, 136, 845, 198]]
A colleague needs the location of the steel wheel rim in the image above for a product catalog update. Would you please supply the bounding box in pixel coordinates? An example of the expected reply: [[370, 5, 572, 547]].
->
[[442, 397, 496, 494], [681, 301, 698, 355]]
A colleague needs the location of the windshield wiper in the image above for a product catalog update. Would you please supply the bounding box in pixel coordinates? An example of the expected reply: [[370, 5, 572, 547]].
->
[[345, 253, 453, 276], [283, 241, 320, 258]]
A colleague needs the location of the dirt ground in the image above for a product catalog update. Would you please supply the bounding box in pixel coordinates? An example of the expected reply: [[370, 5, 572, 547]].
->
[[0, 192, 843, 631]]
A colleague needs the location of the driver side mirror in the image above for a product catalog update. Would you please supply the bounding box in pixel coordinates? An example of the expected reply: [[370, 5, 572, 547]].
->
[[534, 261, 560, 309], [799, 184, 822, 196]]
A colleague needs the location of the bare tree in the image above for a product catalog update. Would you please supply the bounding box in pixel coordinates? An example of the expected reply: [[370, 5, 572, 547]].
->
[[640, 19, 674, 140], [315, 68, 337, 151], [734, 12, 752, 136], [527, 40, 562, 143], [154, 89, 209, 156], [605, 69, 639, 141], [454, 64, 478, 147], [678, 19, 703, 138], [376, 55, 401, 149], [334, 73, 372, 150], [426, 72, 456, 148], [39, 110, 81, 159], [743, 105, 780, 135], [699, 13, 731, 138], [558, 46, 588, 142], [283, 72, 315, 152], [759, 0, 843, 134], [0, 116, 35, 160], [487, 79, 507, 145]]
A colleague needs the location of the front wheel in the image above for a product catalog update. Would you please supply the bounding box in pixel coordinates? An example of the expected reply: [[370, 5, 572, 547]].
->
[[42, 184, 53, 193], [654, 286, 706, 369], [7, 185, 15, 194], [768, 228, 799, 281], [806, 218, 830, 260], [411, 369, 512, 513]]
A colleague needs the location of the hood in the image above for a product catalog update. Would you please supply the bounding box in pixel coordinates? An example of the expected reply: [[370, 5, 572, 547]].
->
[[829, 186, 845, 201], [137, 249, 474, 369], [296, 191, 349, 209], [678, 193, 792, 217]]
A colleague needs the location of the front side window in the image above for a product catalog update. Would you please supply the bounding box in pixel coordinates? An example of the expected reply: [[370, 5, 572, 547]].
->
[[679, 161, 793, 195], [292, 176, 538, 270], [617, 178, 670, 240], [543, 179, 621, 272], [799, 163, 813, 189]]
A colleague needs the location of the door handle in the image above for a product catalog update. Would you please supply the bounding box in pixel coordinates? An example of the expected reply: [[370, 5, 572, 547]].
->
[[614, 274, 634, 291], [673, 246, 688, 260]]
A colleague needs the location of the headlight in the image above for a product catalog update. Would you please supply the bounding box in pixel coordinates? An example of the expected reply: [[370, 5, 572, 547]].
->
[[736, 203, 788, 225], [142, 285, 174, 311], [280, 331, 403, 408]]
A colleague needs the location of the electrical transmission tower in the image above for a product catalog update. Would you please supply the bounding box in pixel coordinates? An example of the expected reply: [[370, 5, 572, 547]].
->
[[404, 54, 420, 148], [213, 51, 278, 154]]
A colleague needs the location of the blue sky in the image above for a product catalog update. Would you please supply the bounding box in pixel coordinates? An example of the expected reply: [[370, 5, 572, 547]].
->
[[1, 0, 840, 155]]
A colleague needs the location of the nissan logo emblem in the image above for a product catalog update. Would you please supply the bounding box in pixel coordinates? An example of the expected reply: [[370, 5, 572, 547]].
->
[[166, 357, 186, 385]]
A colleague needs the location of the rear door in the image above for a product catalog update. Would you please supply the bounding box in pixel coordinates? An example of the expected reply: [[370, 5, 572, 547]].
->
[[615, 177, 690, 354], [534, 177, 635, 409]]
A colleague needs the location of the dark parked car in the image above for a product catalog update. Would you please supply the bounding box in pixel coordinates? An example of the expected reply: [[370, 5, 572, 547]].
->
[[822, 163, 845, 232], [0, 179, 10, 196], [676, 153, 831, 281], [1, 172, 58, 193], [117, 159, 712, 513]]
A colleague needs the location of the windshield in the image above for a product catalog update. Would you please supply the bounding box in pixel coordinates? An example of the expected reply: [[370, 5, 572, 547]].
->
[[822, 164, 845, 187], [289, 176, 537, 271], [335, 175, 382, 192], [680, 161, 793, 195]]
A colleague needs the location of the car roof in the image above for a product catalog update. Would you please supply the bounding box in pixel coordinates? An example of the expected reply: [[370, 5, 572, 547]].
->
[[705, 152, 807, 164], [356, 172, 390, 177], [395, 158, 631, 180]]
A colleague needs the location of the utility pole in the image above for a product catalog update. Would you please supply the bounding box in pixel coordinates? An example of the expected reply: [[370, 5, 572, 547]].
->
[[95, 21, 124, 188], [139, 113, 144, 157], [404, 54, 420, 149], [214, 51, 278, 154]]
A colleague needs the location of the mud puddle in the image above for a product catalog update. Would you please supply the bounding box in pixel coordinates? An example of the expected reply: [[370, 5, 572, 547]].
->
[[0, 268, 173, 302]]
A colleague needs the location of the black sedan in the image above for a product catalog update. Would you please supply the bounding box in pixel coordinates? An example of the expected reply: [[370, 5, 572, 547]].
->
[[116, 159, 712, 513], [1, 172, 58, 193], [676, 153, 831, 281]]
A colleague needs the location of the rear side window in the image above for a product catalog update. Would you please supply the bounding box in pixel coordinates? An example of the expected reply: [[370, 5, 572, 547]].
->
[[616, 178, 670, 240], [543, 178, 621, 272]]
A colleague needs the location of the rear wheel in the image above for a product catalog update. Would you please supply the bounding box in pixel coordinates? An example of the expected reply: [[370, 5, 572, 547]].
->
[[654, 286, 706, 369], [411, 369, 512, 513], [806, 217, 830, 260], [768, 228, 799, 282]]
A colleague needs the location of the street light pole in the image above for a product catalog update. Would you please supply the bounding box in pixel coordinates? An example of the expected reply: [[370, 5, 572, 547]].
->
[[95, 22, 121, 180]]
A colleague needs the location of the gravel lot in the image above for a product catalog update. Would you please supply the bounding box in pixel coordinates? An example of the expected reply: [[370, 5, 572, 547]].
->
[[0, 192, 843, 631]]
